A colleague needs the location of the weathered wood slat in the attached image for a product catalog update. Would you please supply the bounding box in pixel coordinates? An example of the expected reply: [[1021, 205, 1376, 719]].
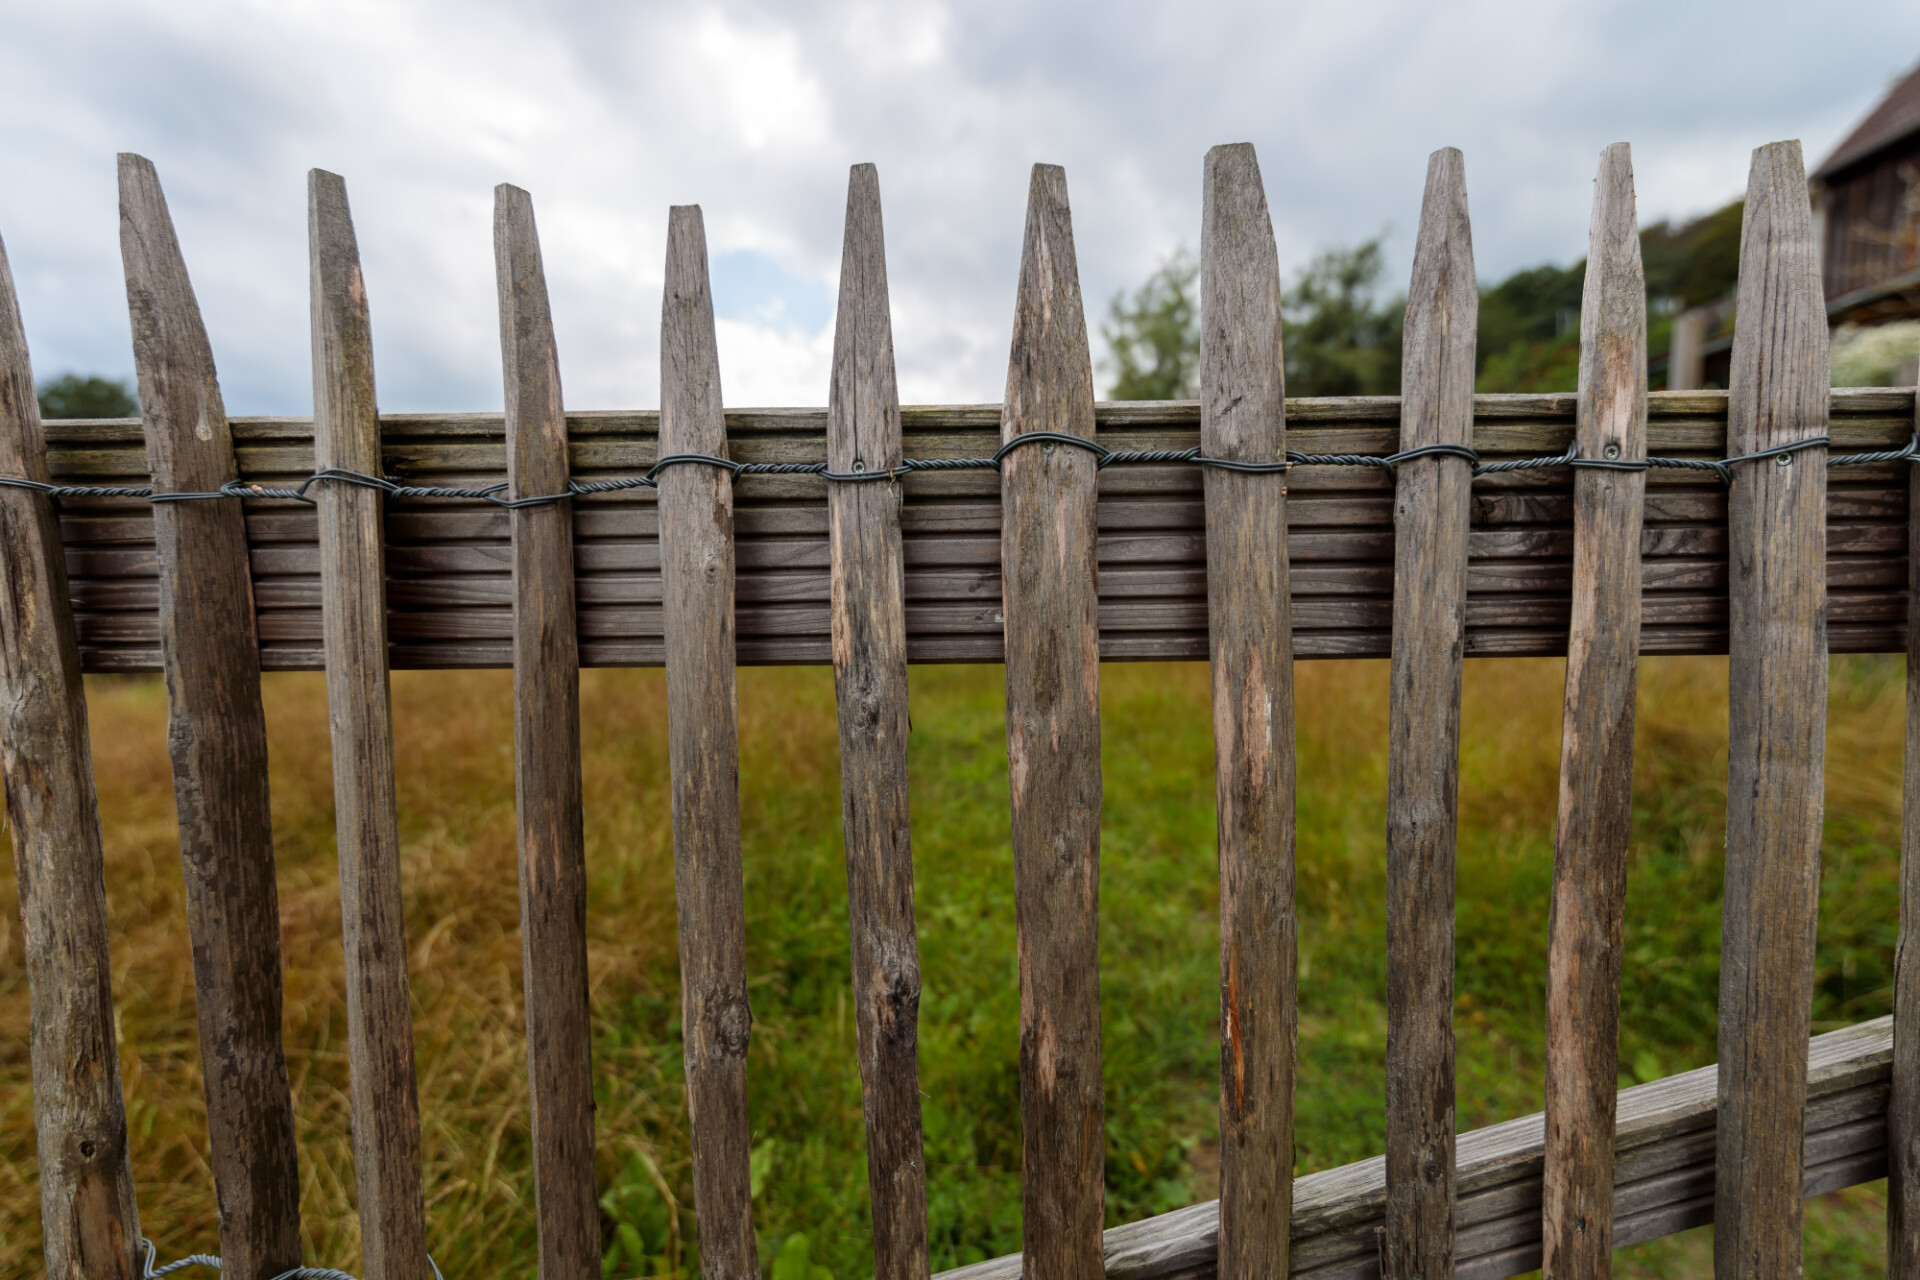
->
[[1199, 142, 1295, 1280], [120, 152, 302, 1280], [1894, 322, 1920, 1275], [1715, 140, 1831, 1280], [826, 165, 930, 1280], [937, 1017, 1896, 1280], [1001, 163, 1106, 1280], [310, 168, 432, 1280], [1383, 147, 1476, 1280], [0, 230, 144, 1280], [495, 184, 599, 1280], [1539, 142, 1646, 1280], [658, 205, 759, 1280], [32, 390, 1920, 672]]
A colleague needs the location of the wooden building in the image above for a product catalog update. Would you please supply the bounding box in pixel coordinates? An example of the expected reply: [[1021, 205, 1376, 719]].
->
[[1814, 58, 1920, 326]]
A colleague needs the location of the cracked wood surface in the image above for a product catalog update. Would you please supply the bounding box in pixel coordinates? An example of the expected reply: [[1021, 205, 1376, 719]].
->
[[1715, 139, 1831, 1280], [1199, 142, 1296, 1280], [1000, 163, 1106, 1280], [121, 152, 302, 1280], [827, 164, 931, 1280], [497, 183, 598, 1280], [0, 224, 143, 1280], [1540, 141, 1647, 1280], [310, 167, 431, 1280], [659, 204, 759, 1280], [1383, 147, 1476, 1280]]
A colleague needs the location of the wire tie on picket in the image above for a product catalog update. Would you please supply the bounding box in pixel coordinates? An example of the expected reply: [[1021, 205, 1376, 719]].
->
[[0, 430, 1910, 513]]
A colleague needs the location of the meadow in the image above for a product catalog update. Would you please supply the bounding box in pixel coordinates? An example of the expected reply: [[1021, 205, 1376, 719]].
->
[[0, 654, 1905, 1279]]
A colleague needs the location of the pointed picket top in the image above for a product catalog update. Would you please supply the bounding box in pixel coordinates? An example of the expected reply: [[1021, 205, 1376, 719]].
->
[[1000, 161, 1105, 1280], [658, 201, 759, 1280], [827, 162, 930, 1280], [0, 227, 145, 1280], [1383, 144, 1476, 1280], [1716, 137, 1830, 1280], [121, 152, 304, 1280], [1541, 139, 1648, 1280], [1199, 140, 1296, 1280]]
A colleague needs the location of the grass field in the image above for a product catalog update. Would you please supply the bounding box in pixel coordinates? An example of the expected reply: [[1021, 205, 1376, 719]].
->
[[0, 654, 1905, 1279]]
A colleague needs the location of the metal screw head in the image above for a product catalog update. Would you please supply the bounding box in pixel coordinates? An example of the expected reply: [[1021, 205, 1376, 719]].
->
[[852, 459, 866, 473], [1777, 452, 1793, 467], [1603, 443, 1621, 460], [1042, 441, 1056, 456]]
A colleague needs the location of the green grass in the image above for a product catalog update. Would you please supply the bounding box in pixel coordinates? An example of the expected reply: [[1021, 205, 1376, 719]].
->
[[0, 654, 1905, 1279]]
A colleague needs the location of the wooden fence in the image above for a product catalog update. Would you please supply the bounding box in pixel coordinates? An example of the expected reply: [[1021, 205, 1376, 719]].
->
[[2, 136, 1916, 1280]]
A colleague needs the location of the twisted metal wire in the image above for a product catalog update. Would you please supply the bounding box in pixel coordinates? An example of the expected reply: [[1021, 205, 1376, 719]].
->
[[140, 1239, 444, 1280], [0, 429, 1903, 511]]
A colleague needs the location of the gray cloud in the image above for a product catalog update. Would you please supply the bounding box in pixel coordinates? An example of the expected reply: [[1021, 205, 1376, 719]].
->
[[0, 0, 1913, 412]]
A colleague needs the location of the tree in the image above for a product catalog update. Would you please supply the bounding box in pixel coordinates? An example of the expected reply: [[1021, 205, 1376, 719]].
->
[[38, 373, 137, 419], [1103, 241, 1407, 401], [1283, 239, 1404, 396], [1102, 250, 1199, 399], [1641, 200, 1743, 309]]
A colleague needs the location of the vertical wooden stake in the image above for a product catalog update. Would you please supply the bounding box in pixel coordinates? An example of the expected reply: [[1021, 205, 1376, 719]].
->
[[120, 152, 302, 1280], [0, 230, 144, 1280], [1383, 146, 1475, 1280], [1001, 163, 1105, 1280], [1893, 341, 1920, 1277], [309, 169, 432, 1280], [1541, 141, 1647, 1280], [1716, 139, 1830, 1280], [495, 183, 599, 1280], [658, 204, 758, 1280], [827, 164, 930, 1280], [1199, 141, 1296, 1280]]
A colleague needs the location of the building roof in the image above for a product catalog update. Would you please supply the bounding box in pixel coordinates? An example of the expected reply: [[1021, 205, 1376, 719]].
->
[[1815, 58, 1920, 180]]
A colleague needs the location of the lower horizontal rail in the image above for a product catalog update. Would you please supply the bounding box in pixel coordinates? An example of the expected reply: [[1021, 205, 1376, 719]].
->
[[938, 1017, 1892, 1280]]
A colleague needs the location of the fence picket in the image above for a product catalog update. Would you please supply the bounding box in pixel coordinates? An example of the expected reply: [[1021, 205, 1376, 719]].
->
[[1000, 163, 1105, 1280], [119, 152, 303, 1280], [1895, 324, 1920, 1274], [1199, 142, 1296, 1280], [309, 169, 434, 1280], [0, 231, 144, 1280], [826, 164, 930, 1280], [1715, 139, 1831, 1280], [495, 183, 599, 1280], [1383, 146, 1476, 1280], [1540, 141, 1647, 1280], [658, 204, 759, 1280]]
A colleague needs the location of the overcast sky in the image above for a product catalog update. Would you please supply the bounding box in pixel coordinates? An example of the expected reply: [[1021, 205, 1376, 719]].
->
[[1, 0, 1916, 413]]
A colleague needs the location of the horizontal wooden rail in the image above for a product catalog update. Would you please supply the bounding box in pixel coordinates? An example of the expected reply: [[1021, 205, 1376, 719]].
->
[[939, 1017, 1894, 1280], [39, 387, 1918, 672]]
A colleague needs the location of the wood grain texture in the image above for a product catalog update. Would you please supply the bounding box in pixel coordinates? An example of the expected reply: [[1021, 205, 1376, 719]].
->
[[826, 164, 930, 1280], [310, 169, 432, 1280], [1539, 142, 1647, 1280], [32, 390, 1920, 674], [1716, 140, 1831, 1280], [1000, 163, 1106, 1280], [495, 183, 599, 1280], [1894, 321, 1920, 1276], [937, 1017, 1896, 1280], [1383, 147, 1476, 1280], [658, 205, 758, 1280], [0, 231, 144, 1280], [120, 152, 302, 1280], [1199, 142, 1296, 1280]]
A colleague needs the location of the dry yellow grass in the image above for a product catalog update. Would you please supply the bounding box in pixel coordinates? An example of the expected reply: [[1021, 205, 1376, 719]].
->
[[1, 668, 694, 1274]]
